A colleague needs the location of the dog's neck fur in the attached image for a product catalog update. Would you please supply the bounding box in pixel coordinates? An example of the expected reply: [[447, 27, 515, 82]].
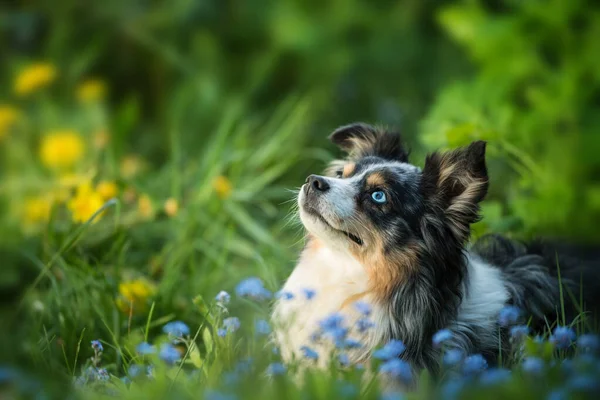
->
[[272, 237, 508, 371]]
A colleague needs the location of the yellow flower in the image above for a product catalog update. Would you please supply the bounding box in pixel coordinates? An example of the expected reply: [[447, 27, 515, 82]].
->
[[40, 130, 85, 170], [138, 194, 153, 218], [213, 175, 233, 199], [120, 155, 144, 179], [76, 79, 107, 103], [0, 105, 20, 140], [93, 129, 110, 149], [22, 196, 52, 225], [116, 278, 156, 314], [68, 183, 105, 224], [14, 62, 57, 96], [164, 198, 179, 217], [96, 181, 118, 200]]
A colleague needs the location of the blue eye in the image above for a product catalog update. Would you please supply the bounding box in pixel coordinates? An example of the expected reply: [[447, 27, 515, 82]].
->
[[371, 191, 387, 204]]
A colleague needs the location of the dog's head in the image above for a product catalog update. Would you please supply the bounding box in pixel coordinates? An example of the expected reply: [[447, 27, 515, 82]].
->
[[298, 123, 488, 294]]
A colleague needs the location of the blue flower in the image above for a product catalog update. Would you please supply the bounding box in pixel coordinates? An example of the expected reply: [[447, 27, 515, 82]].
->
[[380, 392, 405, 400], [577, 334, 600, 353], [373, 340, 406, 360], [550, 326, 576, 350], [568, 375, 600, 392], [0, 367, 17, 384], [330, 329, 350, 347], [159, 343, 181, 364], [300, 346, 319, 360], [522, 357, 544, 375], [146, 365, 154, 379], [128, 364, 143, 378], [547, 389, 568, 400], [354, 301, 372, 316], [163, 321, 190, 337], [479, 368, 511, 385], [217, 328, 227, 337], [255, 319, 271, 335], [319, 313, 348, 344], [215, 291, 231, 304], [303, 288, 316, 300], [266, 363, 286, 376], [357, 318, 375, 333], [136, 342, 156, 355], [91, 340, 103, 352], [441, 378, 466, 400], [344, 338, 363, 349], [432, 329, 452, 347], [96, 368, 109, 382], [443, 349, 464, 367], [510, 325, 530, 340], [462, 354, 488, 375], [204, 389, 238, 400], [498, 306, 521, 327], [235, 277, 272, 301], [379, 359, 412, 384], [338, 353, 350, 367], [275, 291, 294, 300], [223, 317, 241, 333], [319, 313, 345, 331]]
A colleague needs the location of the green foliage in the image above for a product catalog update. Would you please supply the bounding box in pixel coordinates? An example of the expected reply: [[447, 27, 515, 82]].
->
[[422, 0, 600, 241]]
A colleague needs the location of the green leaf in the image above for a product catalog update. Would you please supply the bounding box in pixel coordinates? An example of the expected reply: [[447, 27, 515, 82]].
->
[[202, 327, 214, 355]]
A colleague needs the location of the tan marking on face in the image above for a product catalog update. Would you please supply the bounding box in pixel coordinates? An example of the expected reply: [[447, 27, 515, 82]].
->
[[342, 162, 356, 178], [344, 214, 420, 300], [363, 243, 419, 300], [366, 172, 386, 187]]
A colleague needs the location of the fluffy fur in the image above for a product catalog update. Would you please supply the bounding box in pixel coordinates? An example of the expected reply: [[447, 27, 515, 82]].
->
[[272, 122, 599, 382]]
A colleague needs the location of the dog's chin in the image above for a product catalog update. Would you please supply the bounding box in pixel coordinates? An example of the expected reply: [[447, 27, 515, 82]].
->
[[299, 209, 351, 251], [298, 200, 363, 249]]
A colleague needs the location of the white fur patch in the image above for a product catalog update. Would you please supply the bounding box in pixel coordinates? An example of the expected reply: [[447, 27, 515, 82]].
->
[[272, 244, 387, 367], [455, 254, 509, 346]]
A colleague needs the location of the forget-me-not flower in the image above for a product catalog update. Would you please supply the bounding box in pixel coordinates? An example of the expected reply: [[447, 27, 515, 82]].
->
[[373, 340, 406, 360], [550, 326, 576, 350], [163, 321, 190, 337]]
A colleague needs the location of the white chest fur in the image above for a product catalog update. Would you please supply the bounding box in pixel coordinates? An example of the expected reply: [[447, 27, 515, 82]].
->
[[272, 242, 388, 367]]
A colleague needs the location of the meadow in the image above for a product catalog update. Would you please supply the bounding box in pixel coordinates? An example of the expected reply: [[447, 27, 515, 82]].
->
[[1, 0, 600, 399]]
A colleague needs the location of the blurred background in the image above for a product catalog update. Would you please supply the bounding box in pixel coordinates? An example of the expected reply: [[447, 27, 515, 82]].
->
[[1, 0, 599, 396]]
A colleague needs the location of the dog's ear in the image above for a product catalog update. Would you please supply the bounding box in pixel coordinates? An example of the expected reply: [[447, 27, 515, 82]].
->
[[421, 141, 488, 240], [329, 122, 409, 162]]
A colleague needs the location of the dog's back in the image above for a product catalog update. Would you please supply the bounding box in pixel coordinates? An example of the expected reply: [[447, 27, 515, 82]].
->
[[472, 234, 600, 332]]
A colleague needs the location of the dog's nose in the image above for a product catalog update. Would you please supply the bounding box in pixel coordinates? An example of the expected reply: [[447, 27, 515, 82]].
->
[[306, 175, 330, 192]]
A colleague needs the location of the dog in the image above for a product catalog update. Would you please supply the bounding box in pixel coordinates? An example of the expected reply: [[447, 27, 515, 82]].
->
[[272, 122, 600, 382]]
